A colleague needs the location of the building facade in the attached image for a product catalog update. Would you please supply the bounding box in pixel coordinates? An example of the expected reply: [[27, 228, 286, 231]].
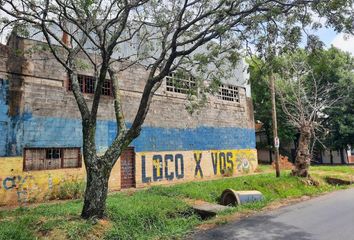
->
[[0, 35, 257, 205]]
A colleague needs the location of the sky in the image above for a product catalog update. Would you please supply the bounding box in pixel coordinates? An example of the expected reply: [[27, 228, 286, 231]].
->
[[0, 10, 353, 56], [313, 27, 354, 55], [1, 25, 352, 56]]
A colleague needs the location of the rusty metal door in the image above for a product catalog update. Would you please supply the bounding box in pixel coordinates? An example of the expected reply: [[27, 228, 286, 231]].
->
[[120, 147, 136, 189]]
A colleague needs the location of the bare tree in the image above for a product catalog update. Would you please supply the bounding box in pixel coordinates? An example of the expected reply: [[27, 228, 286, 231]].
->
[[0, 0, 342, 218], [276, 54, 341, 177]]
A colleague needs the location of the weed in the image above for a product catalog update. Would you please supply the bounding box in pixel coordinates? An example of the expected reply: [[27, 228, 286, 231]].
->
[[0, 166, 352, 240], [49, 179, 85, 200]]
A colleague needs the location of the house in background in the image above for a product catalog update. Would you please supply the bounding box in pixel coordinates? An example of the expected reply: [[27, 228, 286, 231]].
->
[[0, 32, 257, 206], [317, 148, 353, 165], [255, 122, 296, 164], [255, 121, 353, 165]]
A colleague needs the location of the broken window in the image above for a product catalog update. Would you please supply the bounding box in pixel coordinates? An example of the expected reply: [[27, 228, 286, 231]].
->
[[68, 74, 112, 96], [217, 84, 240, 102], [24, 147, 82, 171]]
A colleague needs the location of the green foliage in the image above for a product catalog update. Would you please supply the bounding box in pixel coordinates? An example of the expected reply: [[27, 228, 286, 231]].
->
[[147, 173, 339, 204], [307, 47, 354, 149], [250, 47, 354, 153], [105, 192, 200, 240], [0, 220, 35, 240], [248, 57, 297, 147], [49, 179, 85, 200]]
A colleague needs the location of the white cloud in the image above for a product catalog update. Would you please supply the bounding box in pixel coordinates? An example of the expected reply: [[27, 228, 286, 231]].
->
[[331, 33, 354, 55]]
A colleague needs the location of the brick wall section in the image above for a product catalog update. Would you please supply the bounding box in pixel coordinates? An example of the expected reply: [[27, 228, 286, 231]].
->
[[0, 34, 258, 206], [3, 37, 253, 129], [0, 44, 8, 79]]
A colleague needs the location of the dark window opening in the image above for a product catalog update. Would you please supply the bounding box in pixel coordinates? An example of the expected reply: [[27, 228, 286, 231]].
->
[[68, 74, 112, 96], [46, 148, 61, 159], [24, 147, 82, 171], [217, 84, 240, 102]]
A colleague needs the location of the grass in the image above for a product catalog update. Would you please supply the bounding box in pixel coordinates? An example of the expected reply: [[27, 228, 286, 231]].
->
[[311, 165, 354, 174], [0, 165, 353, 240]]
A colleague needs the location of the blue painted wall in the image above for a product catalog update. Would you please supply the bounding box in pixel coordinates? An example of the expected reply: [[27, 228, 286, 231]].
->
[[0, 79, 9, 156], [0, 80, 255, 156], [5, 115, 255, 155]]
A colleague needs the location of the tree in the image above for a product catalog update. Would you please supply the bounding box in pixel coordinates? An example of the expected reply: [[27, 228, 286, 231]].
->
[[308, 47, 354, 156], [249, 58, 297, 160], [244, 7, 310, 176], [276, 52, 342, 177], [1, 0, 352, 218]]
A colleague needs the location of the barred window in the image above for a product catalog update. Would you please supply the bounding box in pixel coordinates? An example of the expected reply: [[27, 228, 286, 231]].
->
[[68, 74, 112, 96], [24, 148, 81, 171], [217, 84, 240, 102], [166, 72, 196, 94]]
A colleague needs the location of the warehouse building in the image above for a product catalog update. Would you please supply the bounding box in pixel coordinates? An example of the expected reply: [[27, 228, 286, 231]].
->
[[0, 33, 257, 205]]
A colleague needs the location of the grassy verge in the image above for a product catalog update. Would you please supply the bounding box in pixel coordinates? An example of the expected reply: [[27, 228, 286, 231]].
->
[[0, 166, 353, 240]]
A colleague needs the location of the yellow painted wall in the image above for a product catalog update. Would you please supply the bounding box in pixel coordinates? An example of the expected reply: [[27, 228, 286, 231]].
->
[[0, 157, 121, 206], [0, 149, 257, 206], [135, 149, 258, 187]]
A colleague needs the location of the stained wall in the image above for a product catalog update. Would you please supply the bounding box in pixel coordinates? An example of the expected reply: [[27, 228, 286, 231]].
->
[[0, 35, 257, 206]]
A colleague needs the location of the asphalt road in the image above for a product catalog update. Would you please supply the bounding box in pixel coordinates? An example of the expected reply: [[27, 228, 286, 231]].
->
[[192, 188, 354, 240]]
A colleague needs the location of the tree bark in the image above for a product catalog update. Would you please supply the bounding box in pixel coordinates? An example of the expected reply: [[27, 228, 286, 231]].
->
[[292, 124, 312, 177], [81, 159, 111, 219], [80, 120, 113, 219]]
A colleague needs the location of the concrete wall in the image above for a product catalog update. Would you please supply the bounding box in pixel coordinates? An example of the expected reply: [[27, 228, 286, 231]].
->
[[0, 79, 9, 156], [1, 36, 255, 155], [0, 149, 257, 206], [136, 149, 257, 187], [321, 150, 346, 164], [0, 35, 257, 206], [0, 156, 121, 206]]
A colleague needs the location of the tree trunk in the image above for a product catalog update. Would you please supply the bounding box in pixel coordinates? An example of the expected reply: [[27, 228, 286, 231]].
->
[[81, 161, 111, 219], [292, 125, 312, 177]]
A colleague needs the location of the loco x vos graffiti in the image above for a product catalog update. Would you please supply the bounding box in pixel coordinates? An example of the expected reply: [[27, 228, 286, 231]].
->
[[136, 149, 257, 185]]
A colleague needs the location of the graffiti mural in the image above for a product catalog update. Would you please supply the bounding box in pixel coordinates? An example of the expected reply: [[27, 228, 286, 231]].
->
[[137, 149, 257, 184], [208, 149, 256, 176], [142, 153, 185, 183], [0, 175, 40, 203], [194, 152, 203, 177], [0, 149, 257, 206]]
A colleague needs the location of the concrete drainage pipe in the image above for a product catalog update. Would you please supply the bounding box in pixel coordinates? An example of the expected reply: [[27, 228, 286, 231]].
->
[[220, 189, 264, 206]]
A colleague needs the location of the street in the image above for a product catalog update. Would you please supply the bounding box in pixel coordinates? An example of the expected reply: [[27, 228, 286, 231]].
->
[[193, 188, 354, 240]]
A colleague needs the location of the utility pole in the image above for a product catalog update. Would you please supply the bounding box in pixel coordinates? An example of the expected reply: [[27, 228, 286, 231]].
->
[[269, 70, 280, 177]]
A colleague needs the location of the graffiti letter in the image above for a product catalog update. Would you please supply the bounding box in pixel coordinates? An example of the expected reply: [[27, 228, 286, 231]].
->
[[164, 154, 174, 180], [3, 177, 16, 190], [219, 152, 226, 174], [141, 155, 151, 183], [211, 153, 218, 175], [153, 155, 163, 181], [226, 152, 234, 173], [194, 153, 203, 177], [175, 154, 184, 179]]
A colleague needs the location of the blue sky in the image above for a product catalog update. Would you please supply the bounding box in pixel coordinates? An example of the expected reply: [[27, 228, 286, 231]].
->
[[315, 27, 354, 55]]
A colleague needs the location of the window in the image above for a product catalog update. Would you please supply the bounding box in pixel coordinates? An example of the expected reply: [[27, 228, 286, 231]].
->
[[46, 148, 61, 159], [217, 84, 240, 102], [68, 74, 112, 96], [166, 72, 196, 94], [23, 147, 81, 171]]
